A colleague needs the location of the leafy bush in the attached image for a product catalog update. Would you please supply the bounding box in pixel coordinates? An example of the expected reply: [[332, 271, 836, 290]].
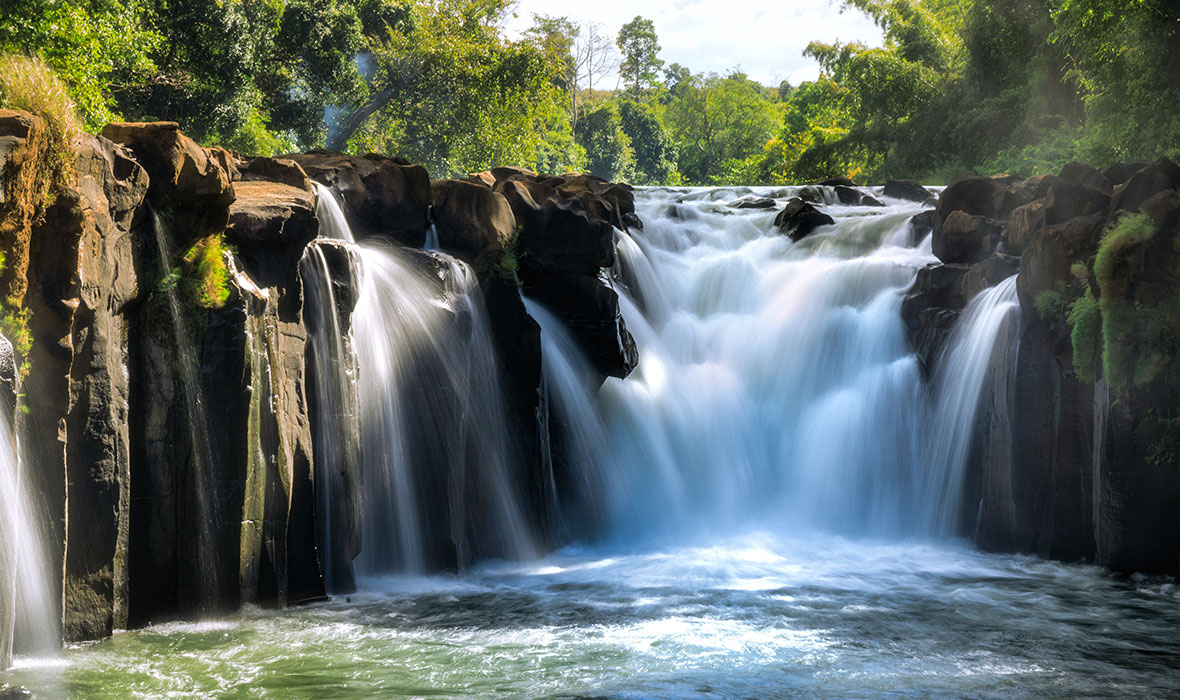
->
[[0, 53, 81, 197], [1067, 287, 1100, 382], [181, 235, 232, 309]]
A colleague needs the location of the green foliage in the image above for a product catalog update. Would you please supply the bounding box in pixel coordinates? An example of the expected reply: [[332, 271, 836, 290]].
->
[[0, 0, 160, 130], [579, 104, 634, 182], [0, 306, 32, 380], [664, 71, 780, 184], [0, 53, 81, 197], [1035, 283, 1071, 329], [616, 16, 663, 95], [618, 100, 677, 185], [180, 235, 232, 310], [1067, 287, 1100, 382], [495, 227, 521, 283]]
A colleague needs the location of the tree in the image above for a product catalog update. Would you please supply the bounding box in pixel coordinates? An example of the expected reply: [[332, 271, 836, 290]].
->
[[664, 71, 780, 184], [579, 103, 634, 181], [617, 16, 663, 94], [618, 100, 677, 184]]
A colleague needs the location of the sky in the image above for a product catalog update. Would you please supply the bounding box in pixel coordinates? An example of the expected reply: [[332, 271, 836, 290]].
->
[[503, 0, 885, 88]]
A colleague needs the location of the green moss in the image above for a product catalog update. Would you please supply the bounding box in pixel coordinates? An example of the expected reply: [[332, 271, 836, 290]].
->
[[1034, 283, 1071, 329], [495, 227, 521, 284], [180, 235, 232, 310], [1067, 287, 1101, 382]]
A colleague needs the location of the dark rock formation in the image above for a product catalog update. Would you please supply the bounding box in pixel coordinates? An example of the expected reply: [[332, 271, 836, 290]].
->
[[934, 210, 1003, 264], [286, 151, 431, 246], [774, 198, 835, 241], [884, 179, 935, 204], [431, 179, 515, 275]]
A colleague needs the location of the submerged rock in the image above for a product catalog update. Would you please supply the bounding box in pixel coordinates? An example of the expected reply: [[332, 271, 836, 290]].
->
[[774, 198, 835, 241]]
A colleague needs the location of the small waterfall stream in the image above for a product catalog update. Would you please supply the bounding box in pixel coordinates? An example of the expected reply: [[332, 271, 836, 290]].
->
[[150, 213, 223, 609], [307, 184, 535, 574]]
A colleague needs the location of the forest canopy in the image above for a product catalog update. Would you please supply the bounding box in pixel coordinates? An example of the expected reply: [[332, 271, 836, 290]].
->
[[1, 0, 1177, 184]]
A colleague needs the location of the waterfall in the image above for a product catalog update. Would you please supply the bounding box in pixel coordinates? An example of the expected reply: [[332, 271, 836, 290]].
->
[[521, 298, 610, 537], [151, 213, 223, 609], [308, 184, 535, 575], [921, 276, 1021, 535], [0, 395, 56, 663], [548, 186, 1015, 543]]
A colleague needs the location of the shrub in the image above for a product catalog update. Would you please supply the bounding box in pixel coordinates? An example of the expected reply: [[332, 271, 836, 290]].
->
[[1067, 287, 1100, 382], [0, 53, 81, 198], [181, 235, 232, 309]]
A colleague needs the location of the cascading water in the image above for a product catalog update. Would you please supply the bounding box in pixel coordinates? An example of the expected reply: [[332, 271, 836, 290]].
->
[[0, 390, 56, 665], [307, 184, 535, 574], [563, 188, 941, 540], [8, 185, 1179, 699], [151, 213, 223, 609], [921, 275, 1021, 535]]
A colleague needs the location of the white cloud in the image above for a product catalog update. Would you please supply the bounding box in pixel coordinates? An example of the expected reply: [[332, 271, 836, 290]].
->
[[505, 0, 883, 87]]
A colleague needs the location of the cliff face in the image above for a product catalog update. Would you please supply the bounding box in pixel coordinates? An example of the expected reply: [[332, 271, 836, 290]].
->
[[904, 161, 1180, 577], [0, 115, 638, 656]]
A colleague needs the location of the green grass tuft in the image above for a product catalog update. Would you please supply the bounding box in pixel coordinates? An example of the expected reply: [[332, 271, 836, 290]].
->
[[181, 235, 232, 309], [0, 53, 81, 199]]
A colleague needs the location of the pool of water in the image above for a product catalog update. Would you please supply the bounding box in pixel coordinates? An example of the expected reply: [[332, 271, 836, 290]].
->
[[7, 532, 1178, 699]]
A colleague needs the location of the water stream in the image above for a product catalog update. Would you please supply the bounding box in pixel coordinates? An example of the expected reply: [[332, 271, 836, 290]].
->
[[4, 186, 1178, 698]]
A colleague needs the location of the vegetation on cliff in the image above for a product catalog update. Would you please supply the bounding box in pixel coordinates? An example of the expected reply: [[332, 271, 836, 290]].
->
[[2, 0, 1176, 185]]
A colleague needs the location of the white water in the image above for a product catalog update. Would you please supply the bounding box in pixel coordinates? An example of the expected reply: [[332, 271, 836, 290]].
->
[[0, 397, 56, 663], [311, 184, 535, 573], [544, 187, 942, 541]]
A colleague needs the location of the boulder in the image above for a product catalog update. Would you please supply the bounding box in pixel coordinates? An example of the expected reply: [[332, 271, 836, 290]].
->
[[883, 179, 935, 204], [1102, 160, 1153, 187], [226, 181, 319, 293], [504, 182, 614, 275], [1004, 199, 1045, 256], [1043, 179, 1110, 226], [936, 173, 1001, 221], [431, 179, 516, 275], [907, 210, 936, 246], [818, 176, 856, 187], [933, 210, 1002, 264], [797, 186, 824, 204], [730, 196, 777, 209], [285, 151, 431, 246], [1109, 164, 1174, 214], [964, 252, 1020, 299], [900, 263, 969, 376], [1058, 161, 1113, 194], [1015, 215, 1106, 324], [99, 122, 233, 242], [833, 185, 883, 207], [242, 157, 312, 192], [774, 198, 834, 242]]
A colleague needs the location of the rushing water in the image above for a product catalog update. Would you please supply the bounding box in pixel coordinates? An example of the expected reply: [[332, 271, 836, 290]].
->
[[5, 186, 1179, 697]]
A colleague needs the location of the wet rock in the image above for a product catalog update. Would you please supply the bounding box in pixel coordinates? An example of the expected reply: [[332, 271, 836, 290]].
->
[[504, 183, 614, 275], [1004, 199, 1045, 256], [227, 180, 319, 299], [901, 263, 969, 377], [933, 210, 1002, 264], [964, 253, 1021, 299], [1108, 164, 1175, 214], [286, 151, 431, 247], [431, 179, 516, 276], [730, 196, 777, 209], [797, 186, 824, 204], [1015, 215, 1105, 324], [936, 173, 1001, 220], [774, 198, 835, 242], [907, 210, 936, 246], [834, 185, 884, 207], [883, 179, 935, 204], [818, 176, 856, 187], [521, 271, 637, 382], [1043, 179, 1110, 226], [20, 134, 150, 642]]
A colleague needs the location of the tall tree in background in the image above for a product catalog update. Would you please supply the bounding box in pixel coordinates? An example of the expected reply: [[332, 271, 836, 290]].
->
[[617, 16, 663, 95]]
